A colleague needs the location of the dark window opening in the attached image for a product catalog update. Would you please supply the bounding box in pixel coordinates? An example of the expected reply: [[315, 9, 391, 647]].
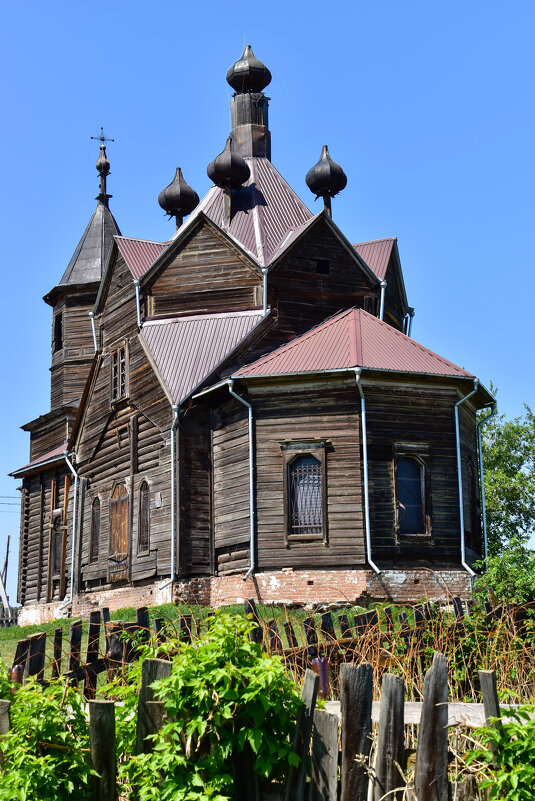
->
[[314, 259, 330, 275], [111, 345, 127, 402], [52, 513, 62, 575], [138, 481, 150, 553], [53, 313, 63, 351], [90, 498, 100, 563], [395, 454, 430, 537]]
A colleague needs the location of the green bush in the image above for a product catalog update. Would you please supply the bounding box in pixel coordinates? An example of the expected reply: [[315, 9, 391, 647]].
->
[[467, 705, 535, 800], [475, 537, 535, 605], [119, 612, 303, 801]]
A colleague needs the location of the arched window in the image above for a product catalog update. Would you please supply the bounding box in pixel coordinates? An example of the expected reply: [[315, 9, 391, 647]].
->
[[396, 456, 426, 536], [90, 497, 100, 563], [138, 481, 150, 553]]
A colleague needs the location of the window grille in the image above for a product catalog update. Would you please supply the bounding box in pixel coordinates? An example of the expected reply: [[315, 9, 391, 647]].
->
[[138, 481, 150, 553], [289, 455, 323, 536], [90, 498, 100, 563]]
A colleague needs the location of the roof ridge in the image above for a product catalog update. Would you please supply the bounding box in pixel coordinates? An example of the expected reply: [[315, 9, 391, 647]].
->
[[114, 235, 167, 246], [353, 236, 397, 246], [143, 308, 264, 327]]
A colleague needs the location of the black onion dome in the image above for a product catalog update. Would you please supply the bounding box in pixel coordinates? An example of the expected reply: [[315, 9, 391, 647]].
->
[[226, 44, 272, 93], [96, 144, 110, 176], [305, 145, 347, 198], [158, 167, 199, 217], [207, 137, 250, 190]]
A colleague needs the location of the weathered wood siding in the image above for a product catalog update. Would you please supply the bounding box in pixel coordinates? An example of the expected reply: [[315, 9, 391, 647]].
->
[[181, 407, 212, 575], [30, 419, 70, 462], [50, 292, 97, 409], [148, 224, 261, 316]]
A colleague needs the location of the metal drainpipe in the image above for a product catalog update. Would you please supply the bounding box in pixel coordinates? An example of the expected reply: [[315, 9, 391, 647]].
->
[[134, 280, 142, 329], [227, 380, 256, 581], [379, 281, 387, 321], [455, 379, 479, 577], [407, 308, 415, 337], [355, 368, 381, 575], [89, 311, 98, 352], [59, 452, 79, 610], [161, 404, 180, 591], [477, 403, 497, 560], [261, 267, 268, 315]]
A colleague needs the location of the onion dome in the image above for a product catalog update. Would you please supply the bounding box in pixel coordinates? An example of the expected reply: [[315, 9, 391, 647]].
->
[[96, 143, 110, 178], [207, 137, 250, 190], [305, 145, 347, 199], [158, 167, 199, 219], [226, 45, 272, 93]]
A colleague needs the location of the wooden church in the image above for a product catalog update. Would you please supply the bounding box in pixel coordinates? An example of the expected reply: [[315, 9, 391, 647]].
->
[[12, 47, 494, 624]]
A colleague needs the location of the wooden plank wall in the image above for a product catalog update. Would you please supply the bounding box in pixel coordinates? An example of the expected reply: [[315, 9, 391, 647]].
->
[[50, 292, 97, 409], [149, 225, 260, 317], [181, 407, 212, 575], [30, 419, 70, 462]]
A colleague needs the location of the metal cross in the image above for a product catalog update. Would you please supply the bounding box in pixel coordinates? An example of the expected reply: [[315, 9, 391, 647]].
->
[[91, 126, 114, 144]]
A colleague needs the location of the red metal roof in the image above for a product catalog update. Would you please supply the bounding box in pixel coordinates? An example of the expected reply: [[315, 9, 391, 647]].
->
[[140, 309, 266, 404], [353, 238, 396, 281], [115, 236, 169, 280], [10, 442, 67, 477], [234, 308, 473, 379]]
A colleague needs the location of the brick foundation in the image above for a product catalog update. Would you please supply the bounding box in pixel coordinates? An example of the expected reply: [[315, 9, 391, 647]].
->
[[17, 567, 474, 625]]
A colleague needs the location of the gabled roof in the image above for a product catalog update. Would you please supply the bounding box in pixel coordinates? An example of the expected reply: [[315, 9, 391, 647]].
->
[[115, 236, 169, 280], [10, 442, 67, 478], [353, 238, 396, 281], [140, 309, 268, 405], [234, 307, 473, 379]]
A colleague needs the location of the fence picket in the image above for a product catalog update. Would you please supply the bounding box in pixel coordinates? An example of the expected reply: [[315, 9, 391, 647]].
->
[[340, 662, 373, 801], [374, 673, 405, 801], [311, 708, 338, 801], [414, 652, 449, 801], [89, 700, 116, 801]]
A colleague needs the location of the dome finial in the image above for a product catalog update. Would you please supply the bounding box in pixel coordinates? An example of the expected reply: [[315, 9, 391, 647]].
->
[[158, 167, 199, 230], [305, 145, 347, 217], [226, 45, 271, 93], [91, 127, 115, 207], [207, 137, 251, 228]]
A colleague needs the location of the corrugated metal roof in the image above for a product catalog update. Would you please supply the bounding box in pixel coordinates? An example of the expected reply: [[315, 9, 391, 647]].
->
[[58, 203, 121, 286], [141, 309, 266, 404], [234, 308, 473, 379], [200, 157, 313, 267], [10, 442, 67, 477], [353, 238, 396, 281], [115, 237, 169, 280]]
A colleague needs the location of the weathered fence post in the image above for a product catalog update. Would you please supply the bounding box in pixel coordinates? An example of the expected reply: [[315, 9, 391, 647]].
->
[[414, 651, 448, 801], [374, 673, 405, 801], [284, 668, 319, 801], [89, 700, 116, 801], [0, 700, 11, 735], [143, 701, 166, 753], [479, 669, 501, 761], [135, 658, 172, 755], [311, 708, 338, 801], [340, 662, 373, 801]]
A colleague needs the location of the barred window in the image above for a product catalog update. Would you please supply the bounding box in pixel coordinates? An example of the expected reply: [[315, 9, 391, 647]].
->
[[138, 481, 150, 553], [282, 441, 328, 544], [111, 344, 127, 402], [90, 497, 100, 563]]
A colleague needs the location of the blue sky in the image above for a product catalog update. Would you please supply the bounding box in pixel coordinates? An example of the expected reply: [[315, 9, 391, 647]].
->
[[1, 1, 533, 602]]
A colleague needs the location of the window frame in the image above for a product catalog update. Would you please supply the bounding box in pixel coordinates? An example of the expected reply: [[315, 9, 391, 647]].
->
[[53, 312, 63, 352], [111, 341, 129, 404], [89, 497, 101, 563], [281, 440, 328, 546], [393, 443, 432, 539], [137, 480, 150, 555]]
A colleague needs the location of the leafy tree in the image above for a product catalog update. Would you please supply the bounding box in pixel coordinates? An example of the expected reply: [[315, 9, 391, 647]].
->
[[480, 399, 535, 554], [474, 537, 535, 604]]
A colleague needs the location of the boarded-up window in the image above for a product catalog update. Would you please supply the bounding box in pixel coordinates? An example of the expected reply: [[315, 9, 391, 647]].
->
[[138, 481, 150, 553], [111, 344, 127, 402], [90, 498, 100, 563], [282, 441, 328, 544], [109, 485, 129, 582]]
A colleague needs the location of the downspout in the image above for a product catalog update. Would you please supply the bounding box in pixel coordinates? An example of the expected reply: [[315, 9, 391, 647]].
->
[[455, 379, 479, 576], [134, 280, 142, 329], [355, 368, 381, 575], [261, 267, 268, 316], [89, 311, 98, 353], [227, 380, 256, 581], [477, 403, 497, 560], [161, 404, 180, 590], [59, 452, 79, 610], [407, 307, 415, 338], [379, 281, 387, 321]]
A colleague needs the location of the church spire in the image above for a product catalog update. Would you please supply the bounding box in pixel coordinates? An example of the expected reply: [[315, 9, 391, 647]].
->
[[91, 127, 114, 207]]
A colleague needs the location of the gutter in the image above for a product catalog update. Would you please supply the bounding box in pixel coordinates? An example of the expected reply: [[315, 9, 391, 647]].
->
[[227, 380, 256, 581], [59, 452, 79, 610], [354, 368, 381, 575], [379, 281, 387, 321], [134, 280, 142, 329], [89, 311, 98, 353], [477, 403, 497, 560], [407, 307, 415, 337], [261, 267, 268, 316], [161, 404, 180, 591], [454, 379, 479, 577]]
